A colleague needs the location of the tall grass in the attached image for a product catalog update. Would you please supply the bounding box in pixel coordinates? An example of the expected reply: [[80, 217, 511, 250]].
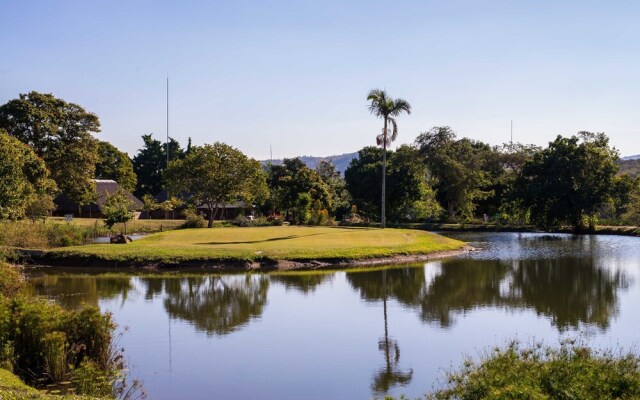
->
[[426, 339, 640, 400], [0, 221, 98, 248], [0, 259, 144, 398]]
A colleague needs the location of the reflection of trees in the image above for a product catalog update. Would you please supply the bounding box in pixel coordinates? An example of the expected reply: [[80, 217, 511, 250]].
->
[[347, 257, 626, 330], [157, 275, 269, 335], [29, 275, 134, 308], [270, 273, 332, 294]]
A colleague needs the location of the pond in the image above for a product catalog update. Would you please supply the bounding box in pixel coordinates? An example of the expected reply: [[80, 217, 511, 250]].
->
[[27, 232, 640, 400]]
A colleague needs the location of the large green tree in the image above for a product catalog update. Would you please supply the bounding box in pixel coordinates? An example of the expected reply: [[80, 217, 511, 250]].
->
[[164, 142, 267, 228], [0, 129, 57, 219], [515, 132, 619, 231], [132, 134, 184, 197], [415, 127, 492, 221], [95, 141, 137, 192], [315, 160, 352, 218], [266, 158, 332, 221], [366, 89, 411, 228], [0, 91, 99, 205], [345, 146, 440, 222]]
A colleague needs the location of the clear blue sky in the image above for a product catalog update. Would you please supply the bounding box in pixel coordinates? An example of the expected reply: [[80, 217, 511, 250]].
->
[[2, 0, 639, 158]]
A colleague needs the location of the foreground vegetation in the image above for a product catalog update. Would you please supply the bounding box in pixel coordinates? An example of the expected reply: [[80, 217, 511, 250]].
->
[[43, 226, 465, 265], [0, 258, 136, 399], [424, 340, 640, 400]]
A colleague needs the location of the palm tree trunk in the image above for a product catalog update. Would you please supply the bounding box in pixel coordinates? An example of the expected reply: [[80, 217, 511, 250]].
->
[[381, 118, 387, 229]]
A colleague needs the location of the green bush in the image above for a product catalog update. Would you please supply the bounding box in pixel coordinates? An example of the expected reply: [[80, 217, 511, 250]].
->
[[181, 210, 206, 229], [427, 340, 640, 400]]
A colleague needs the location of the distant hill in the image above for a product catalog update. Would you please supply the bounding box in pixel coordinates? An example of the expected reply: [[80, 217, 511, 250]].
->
[[262, 152, 358, 175], [618, 159, 640, 177], [623, 155, 640, 160]]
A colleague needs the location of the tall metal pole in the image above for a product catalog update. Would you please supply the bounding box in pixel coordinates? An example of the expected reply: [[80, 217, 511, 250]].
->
[[510, 119, 513, 146], [166, 77, 170, 168]]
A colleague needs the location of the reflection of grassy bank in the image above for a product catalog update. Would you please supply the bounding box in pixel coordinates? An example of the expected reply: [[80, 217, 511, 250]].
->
[[38, 226, 466, 268]]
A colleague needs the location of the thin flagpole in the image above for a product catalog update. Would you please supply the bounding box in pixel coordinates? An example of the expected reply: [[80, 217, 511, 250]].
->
[[166, 77, 170, 168]]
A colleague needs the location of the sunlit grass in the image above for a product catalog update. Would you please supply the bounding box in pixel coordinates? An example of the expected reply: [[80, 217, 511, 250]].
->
[[46, 226, 466, 264]]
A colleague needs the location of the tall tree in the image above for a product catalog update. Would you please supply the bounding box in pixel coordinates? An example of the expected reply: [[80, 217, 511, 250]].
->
[[164, 142, 267, 228], [345, 146, 440, 222], [132, 134, 184, 197], [515, 132, 618, 231], [0, 129, 57, 219], [266, 158, 332, 221], [0, 91, 99, 206], [415, 127, 492, 221], [366, 89, 411, 228], [95, 141, 137, 192], [315, 160, 352, 218]]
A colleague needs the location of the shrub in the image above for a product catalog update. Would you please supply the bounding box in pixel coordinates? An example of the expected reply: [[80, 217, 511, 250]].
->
[[181, 210, 205, 229], [232, 215, 252, 227], [427, 340, 640, 400], [269, 215, 284, 226]]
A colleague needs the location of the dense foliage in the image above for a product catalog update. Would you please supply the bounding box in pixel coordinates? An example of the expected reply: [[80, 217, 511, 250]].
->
[[516, 132, 619, 231], [0, 130, 57, 220], [427, 340, 640, 400], [95, 141, 137, 192], [132, 134, 184, 197], [0, 92, 100, 206], [0, 260, 133, 398], [165, 142, 267, 227]]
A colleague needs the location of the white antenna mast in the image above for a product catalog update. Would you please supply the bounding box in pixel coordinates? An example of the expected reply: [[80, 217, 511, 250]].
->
[[166, 76, 170, 168]]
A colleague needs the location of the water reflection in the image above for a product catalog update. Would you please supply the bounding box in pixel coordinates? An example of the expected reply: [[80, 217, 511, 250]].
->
[[29, 275, 134, 308], [270, 273, 333, 293], [371, 270, 413, 395], [146, 275, 270, 336], [347, 255, 627, 330]]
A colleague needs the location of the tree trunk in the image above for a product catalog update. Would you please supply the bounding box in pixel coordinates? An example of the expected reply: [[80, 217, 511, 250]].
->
[[381, 118, 387, 229], [208, 205, 215, 228]]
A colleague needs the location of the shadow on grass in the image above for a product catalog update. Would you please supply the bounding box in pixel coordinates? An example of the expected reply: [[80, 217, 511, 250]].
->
[[196, 233, 327, 245]]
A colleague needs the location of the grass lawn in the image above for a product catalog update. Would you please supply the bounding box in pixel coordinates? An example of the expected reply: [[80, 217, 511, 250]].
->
[[46, 226, 466, 264]]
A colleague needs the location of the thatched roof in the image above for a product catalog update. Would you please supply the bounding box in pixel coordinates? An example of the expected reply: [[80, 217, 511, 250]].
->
[[94, 180, 143, 209]]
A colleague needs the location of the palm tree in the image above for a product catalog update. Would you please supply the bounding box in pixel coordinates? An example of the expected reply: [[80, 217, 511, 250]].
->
[[367, 89, 411, 228]]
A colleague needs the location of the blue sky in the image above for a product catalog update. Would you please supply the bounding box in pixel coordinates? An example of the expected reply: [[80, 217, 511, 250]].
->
[[2, 0, 639, 158]]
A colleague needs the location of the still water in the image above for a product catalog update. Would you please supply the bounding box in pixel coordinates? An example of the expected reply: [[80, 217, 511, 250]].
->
[[28, 232, 640, 399]]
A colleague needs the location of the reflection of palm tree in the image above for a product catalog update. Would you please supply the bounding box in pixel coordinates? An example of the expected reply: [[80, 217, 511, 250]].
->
[[371, 270, 413, 395]]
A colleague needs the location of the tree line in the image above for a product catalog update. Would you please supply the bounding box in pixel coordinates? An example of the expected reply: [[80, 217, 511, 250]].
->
[[0, 90, 638, 232]]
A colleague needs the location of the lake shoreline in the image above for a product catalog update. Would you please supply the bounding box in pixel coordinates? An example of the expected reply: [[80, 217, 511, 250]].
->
[[19, 246, 474, 271]]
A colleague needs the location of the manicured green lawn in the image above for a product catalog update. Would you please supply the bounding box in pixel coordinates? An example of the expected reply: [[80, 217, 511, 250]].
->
[[47, 226, 465, 264]]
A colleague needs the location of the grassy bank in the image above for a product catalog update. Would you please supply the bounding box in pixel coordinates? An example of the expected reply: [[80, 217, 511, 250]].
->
[[0, 368, 101, 399], [39, 226, 466, 267], [0, 259, 131, 399]]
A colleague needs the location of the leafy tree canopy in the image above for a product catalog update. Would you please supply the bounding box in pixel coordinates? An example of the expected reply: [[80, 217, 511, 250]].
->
[[95, 141, 137, 192], [164, 142, 267, 227], [0, 129, 57, 219], [415, 127, 493, 221], [0, 91, 100, 205], [266, 158, 332, 220], [516, 132, 619, 231], [132, 134, 184, 197]]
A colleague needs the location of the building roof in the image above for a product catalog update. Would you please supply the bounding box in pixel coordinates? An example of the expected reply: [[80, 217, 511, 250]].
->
[[94, 180, 143, 209]]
